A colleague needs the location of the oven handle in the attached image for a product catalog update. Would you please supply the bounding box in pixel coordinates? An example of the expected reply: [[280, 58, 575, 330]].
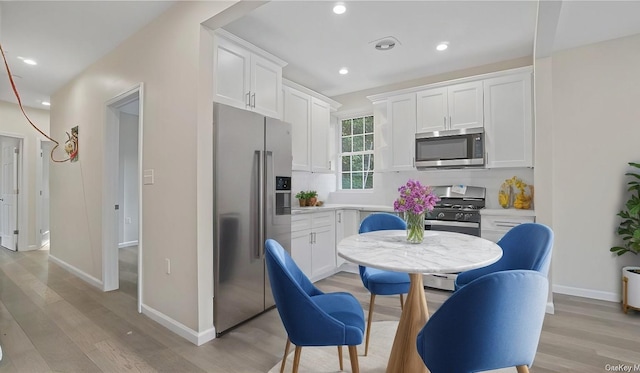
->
[[426, 220, 479, 228]]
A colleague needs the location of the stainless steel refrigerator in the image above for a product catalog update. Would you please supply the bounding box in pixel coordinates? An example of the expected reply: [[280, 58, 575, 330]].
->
[[213, 103, 292, 336]]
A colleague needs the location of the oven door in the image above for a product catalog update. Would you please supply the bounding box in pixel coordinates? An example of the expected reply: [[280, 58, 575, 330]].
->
[[425, 220, 480, 237]]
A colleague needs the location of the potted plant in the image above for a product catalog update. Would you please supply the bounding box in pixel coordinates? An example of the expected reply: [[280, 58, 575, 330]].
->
[[307, 190, 318, 207], [295, 191, 308, 207], [610, 162, 640, 313]]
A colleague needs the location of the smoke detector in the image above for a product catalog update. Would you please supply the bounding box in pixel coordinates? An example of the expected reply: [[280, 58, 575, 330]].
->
[[371, 36, 401, 51]]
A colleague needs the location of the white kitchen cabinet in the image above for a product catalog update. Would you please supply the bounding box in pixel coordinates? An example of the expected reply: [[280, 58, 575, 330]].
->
[[416, 81, 483, 133], [291, 212, 337, 281], [335, 210, 360, 267], [484, 72, 533, 168], [481, 214, 535, 243], [213, 30, 286, 119], [284, 83, 337, 172], [383, 93, 416, 171]]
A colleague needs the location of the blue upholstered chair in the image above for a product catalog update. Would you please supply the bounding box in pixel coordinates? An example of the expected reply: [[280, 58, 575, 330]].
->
[[265, 239, 364, 373], [454, 223, 553, 291], [417, 270, 548, 373], [358, 213, 410, 356]]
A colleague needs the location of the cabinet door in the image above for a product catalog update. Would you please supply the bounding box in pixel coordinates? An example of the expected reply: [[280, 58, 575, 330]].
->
[[310, 97, 331, 173], [251, 54, 282, 119], [213, 36, 251, 110], [448, 81, 483, 130], [335, 210, 359, 267], [416, 87, 447, 133], [387, 94, 416, 171], [311, 225, 336, 279], [291, 229, 312, 278], [285, 87, 311, 171], [484, 73, 533, 168]]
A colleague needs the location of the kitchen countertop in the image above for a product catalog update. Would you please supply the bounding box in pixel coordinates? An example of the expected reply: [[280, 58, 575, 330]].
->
[[481, 208, 535, 217], [291, 204, 395, 215]]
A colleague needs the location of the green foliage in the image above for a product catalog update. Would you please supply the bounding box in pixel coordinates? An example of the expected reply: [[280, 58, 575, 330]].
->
[[295, 190, 318, 199], [611, 162, 640, 256]]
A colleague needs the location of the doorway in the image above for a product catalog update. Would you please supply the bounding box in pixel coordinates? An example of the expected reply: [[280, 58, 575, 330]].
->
[[37, 140, 53, 248], [103, 84, 144, 313], [0, 135, 23, 251]]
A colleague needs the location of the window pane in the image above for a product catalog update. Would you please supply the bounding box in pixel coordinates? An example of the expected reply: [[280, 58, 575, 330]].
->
[[353, 118, 364, 135], [365, 134, 373, 150], [342, 156, 351, 171], [364, 172, 374, 189], [342, 173, 351, 189], [365, 116, 374, 133], [352, 172, 364, 189], [353, 135, 364, 152], [341, 137, 352, 153], [363, 154, 371, 171], [341, 120, 352, 136], [369, 154, 374, 171], [352, 154, 363, 171]]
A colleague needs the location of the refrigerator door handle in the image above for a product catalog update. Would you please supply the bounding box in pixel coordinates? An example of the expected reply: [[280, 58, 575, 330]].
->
[[255, 150, 265, 260]]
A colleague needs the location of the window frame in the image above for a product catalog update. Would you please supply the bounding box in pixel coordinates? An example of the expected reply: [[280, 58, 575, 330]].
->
[[337, 113, 375, 191]]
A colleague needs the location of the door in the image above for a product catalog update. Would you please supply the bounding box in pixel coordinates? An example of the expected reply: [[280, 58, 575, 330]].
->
[[1, 139, 19, 251], [416, 87, 448, 133], [387, 94, 417, 171], [448, 81, 484, 130], [213, 103, 266, 334], [311, 224, 336, 279], [310, 97, 331, 173], [285, 87, 311, 171], [213, 35, 251, 110], [252, 54, 282, 119]]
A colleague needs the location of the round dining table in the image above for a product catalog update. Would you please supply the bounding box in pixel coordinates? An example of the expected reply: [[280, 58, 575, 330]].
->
[[338, 229, 502, 373]]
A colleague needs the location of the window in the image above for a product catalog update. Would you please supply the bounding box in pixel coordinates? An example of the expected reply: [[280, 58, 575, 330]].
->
[[340, 115, 374, 190]]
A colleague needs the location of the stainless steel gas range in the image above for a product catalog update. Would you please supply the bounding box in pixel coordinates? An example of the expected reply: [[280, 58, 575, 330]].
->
[[423, 185, 486, 291]]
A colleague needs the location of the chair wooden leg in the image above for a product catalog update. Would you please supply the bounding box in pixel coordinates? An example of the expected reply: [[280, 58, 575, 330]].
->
[[365, 293, 376, 356], [516, 365, 530, 373], [280, 338, 291, 373], [336, 345, 344, 370], [292, 346, 302, 373], [399, 293, 404, 311], [348, 345, 360, 373]]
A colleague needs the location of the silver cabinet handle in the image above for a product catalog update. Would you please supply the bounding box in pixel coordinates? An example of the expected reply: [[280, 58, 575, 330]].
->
[[337, 212, 342, 223], [251, 92, 256, 108], [443, 116, 446, 126], [245, 92, 251, 107]]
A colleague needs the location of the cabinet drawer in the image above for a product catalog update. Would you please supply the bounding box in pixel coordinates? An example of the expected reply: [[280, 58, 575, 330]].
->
[[311, 212, 335, 228], [291, 215, 312, 232], [482, 215, 535, 231]]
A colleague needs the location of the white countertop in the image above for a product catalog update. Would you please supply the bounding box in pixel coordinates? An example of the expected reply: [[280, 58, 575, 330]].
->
[[481, 208, 536, 217], [292, 204, 395, 215], [337, 229, 502, 274]]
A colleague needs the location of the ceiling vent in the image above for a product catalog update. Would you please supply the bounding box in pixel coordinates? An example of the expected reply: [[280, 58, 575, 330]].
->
[[370, 36, 401, 51]]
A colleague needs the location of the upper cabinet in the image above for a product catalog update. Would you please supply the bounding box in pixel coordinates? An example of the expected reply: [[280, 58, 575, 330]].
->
[[213, 29, 287, 119], [284, 80, 340, 173], [484, 72, 533, 168], [416, 81, 483, 133], [387, 93, 417, 171]]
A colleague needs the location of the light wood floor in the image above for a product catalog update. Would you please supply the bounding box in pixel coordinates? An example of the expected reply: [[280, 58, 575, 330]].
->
[[1, 247, 639, 372]]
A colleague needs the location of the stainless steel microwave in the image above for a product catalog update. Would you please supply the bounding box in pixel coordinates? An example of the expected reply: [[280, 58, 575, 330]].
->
[[415, 128, 484, 168]]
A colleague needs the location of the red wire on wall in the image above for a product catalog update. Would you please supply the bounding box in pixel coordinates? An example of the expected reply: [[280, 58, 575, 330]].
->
[[0, 41, 71, 163]]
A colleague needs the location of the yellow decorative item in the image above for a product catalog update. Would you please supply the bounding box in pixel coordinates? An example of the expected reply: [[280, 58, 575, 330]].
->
[[498, 181, 512, 208], [499, 176, 533, 210]]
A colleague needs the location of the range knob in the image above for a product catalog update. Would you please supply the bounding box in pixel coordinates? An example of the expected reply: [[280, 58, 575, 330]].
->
[[464, 213, 473, 220], [437, 212, 445, 219], [455, 212, 463, 220]]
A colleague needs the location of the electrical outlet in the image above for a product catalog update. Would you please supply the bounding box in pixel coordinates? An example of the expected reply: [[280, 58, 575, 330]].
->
[[165, 258, 171, 274]]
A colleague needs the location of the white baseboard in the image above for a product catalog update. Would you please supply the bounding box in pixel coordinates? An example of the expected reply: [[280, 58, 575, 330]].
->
[[48, 254, 103, 289], [546, 301, 555, 314], [118, 240, 139, 249], [338, 262, 358, 274], [141, 304, 216, 346], [553, 284, 620, 303]]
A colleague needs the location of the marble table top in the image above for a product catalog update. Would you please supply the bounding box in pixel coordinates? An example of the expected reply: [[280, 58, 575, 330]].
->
[[338, 230, 502, 274]]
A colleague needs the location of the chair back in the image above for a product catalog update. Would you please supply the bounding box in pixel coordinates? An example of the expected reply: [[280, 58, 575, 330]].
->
[[265, 239, 344, 345], [497, 223, 553, 276], [358, 213, 406, 234], [416, 270, 548, 373]]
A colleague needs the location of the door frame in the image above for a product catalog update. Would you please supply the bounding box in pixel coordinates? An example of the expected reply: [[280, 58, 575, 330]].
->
[[0, 133, 26, 251], [103, 83, 144, 313], [36, 139, 53, 248]]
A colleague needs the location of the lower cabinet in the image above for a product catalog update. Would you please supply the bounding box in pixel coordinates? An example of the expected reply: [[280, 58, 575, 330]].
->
[[481, 213, 535, 243], [291, 212, 336, 281], [335, 210, 360, 267]]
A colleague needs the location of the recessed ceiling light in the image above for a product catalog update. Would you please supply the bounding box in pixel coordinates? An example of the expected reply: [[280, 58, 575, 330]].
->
[[18, 56, 37, 65], [333, 3, 346, 15], [436, 42, 449, 51], [42, 101, 51, 106], [375, 40, 396, 51], [339, 67, 349, 75]]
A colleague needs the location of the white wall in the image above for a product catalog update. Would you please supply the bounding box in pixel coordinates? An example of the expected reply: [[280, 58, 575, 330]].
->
[[118, 112, 138, 245], [542, 33, 640, 301], [0, 100, 50, 250], [49, 1, 240, 339]]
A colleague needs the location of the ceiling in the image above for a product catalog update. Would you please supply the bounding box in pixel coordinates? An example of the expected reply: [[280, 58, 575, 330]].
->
[[2, 1, 640, 110]]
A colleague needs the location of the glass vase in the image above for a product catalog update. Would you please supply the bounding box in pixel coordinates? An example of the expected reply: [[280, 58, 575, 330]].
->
[[404, 212, 425, 244]]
